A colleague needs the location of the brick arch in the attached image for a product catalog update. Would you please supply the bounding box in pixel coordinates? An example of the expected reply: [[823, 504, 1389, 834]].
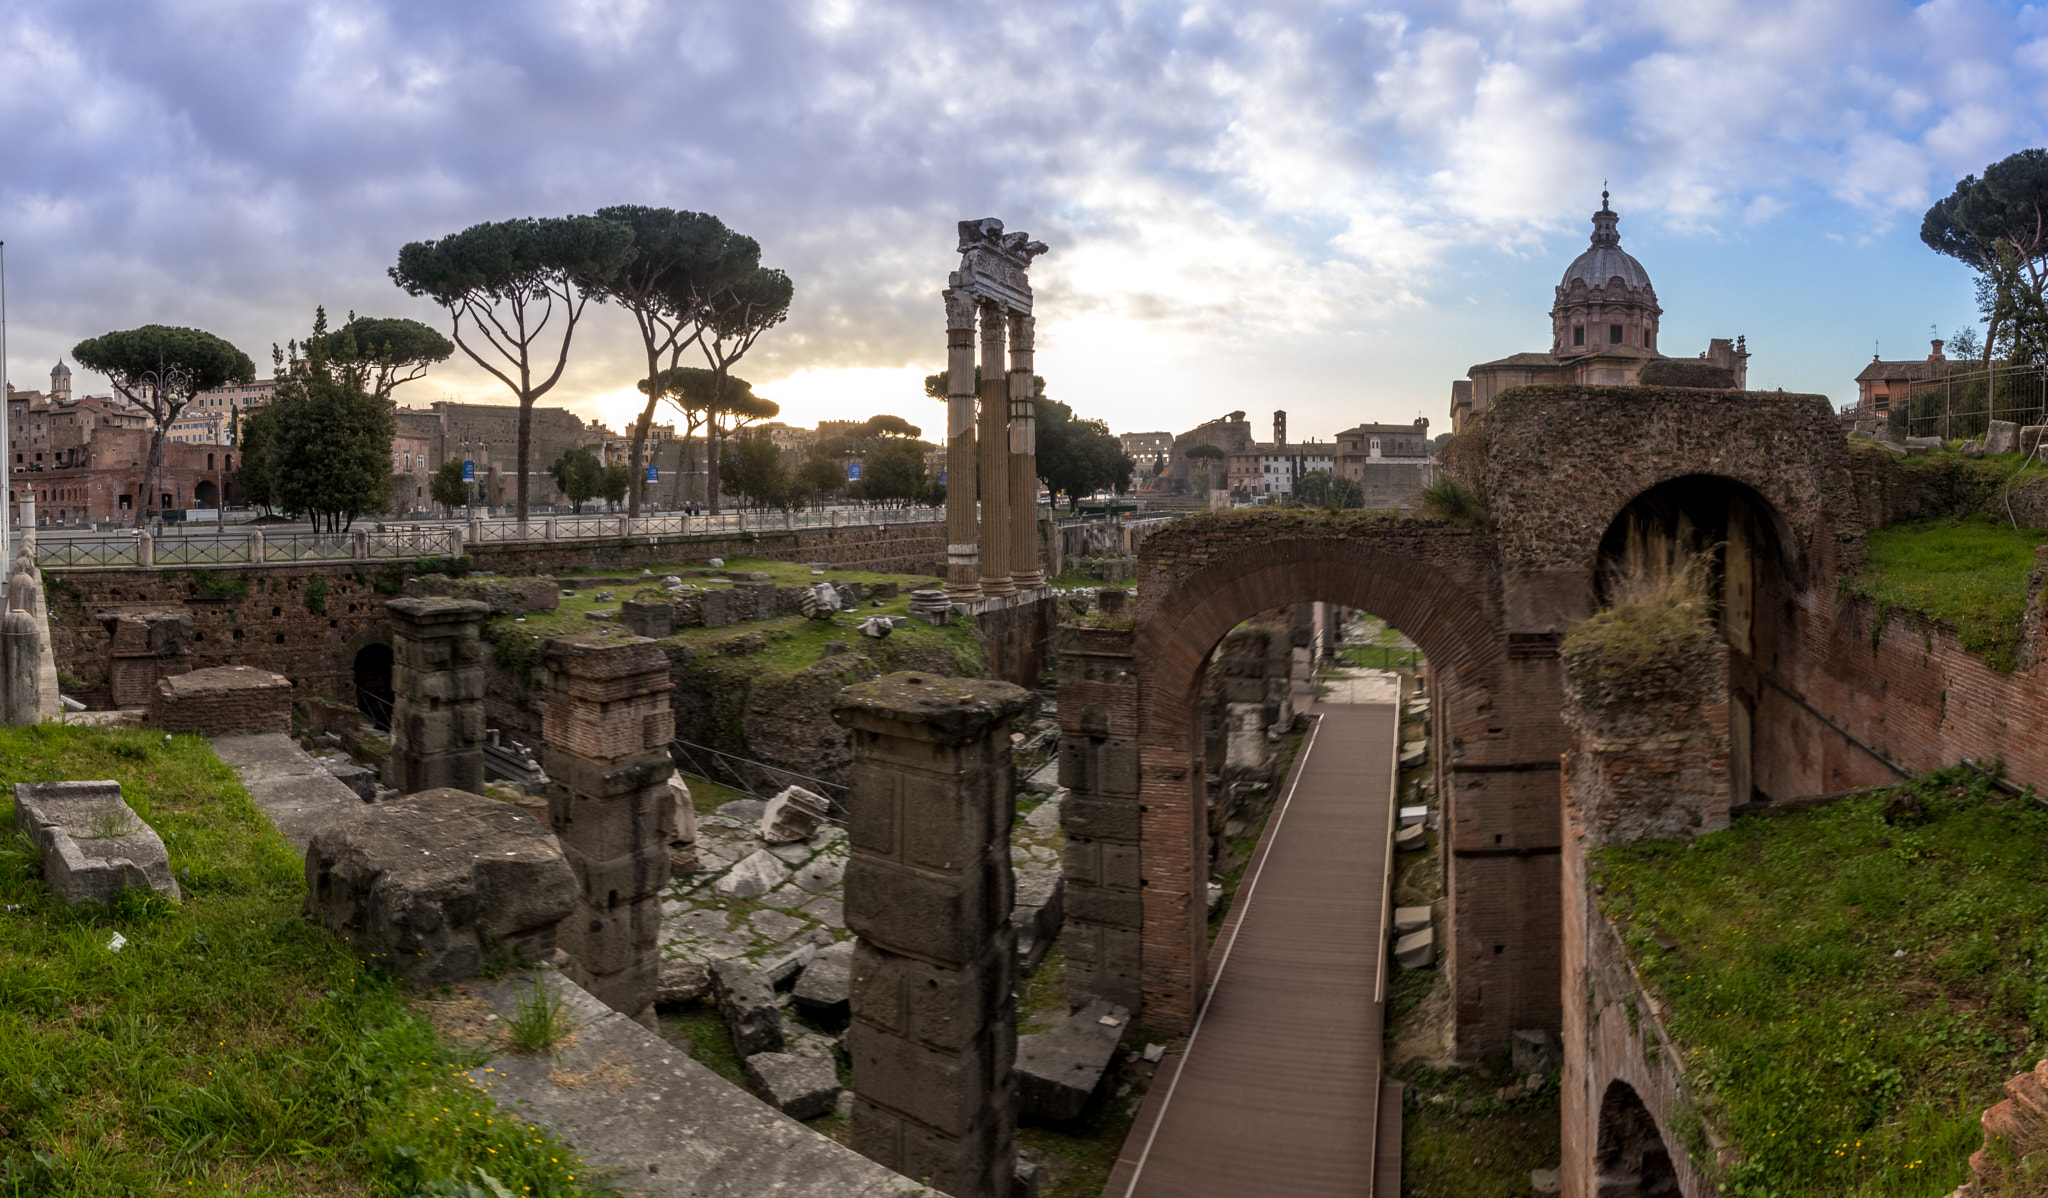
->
[[1123, 514, 1561, 1049]]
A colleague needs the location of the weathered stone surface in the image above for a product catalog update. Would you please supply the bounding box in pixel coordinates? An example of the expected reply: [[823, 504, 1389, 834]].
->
[[1394, 823, 1425, 852], [717, 848, 792, 898], [716, 798, 767, 823], [1392, 906, 1432, 936], [657, 958, 710, 1005], [1013, 868, 1064, 972], [1394, 926, 1436, 969], [323, 758, 378, 802], [745, 1051, 841, 1120], [621, 600, 674, 639], [14, 781, 179, 906], [1512, 1028, 1561, 1075], [304, 787, 574, 987], [1015, 1000, 1129, 1122], [466, 968, 935, 1197], [792, 939, 854, 1019], [711, 958, 784, 1057], [798, 581, 842, 620], [403, 574, 559, 614], [149, 665, 293, 736], [761, 785, 831, 843]]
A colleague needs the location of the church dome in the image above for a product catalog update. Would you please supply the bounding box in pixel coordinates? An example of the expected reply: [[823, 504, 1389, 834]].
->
[[1559, 193, 1652, 293]]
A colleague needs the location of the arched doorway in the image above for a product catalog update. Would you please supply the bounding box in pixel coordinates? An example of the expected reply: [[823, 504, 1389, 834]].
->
[[1595, 474, 1803, 809], [194, 480, 218, 508], [353, 643, 394, 731], [1123, 515, 1544, 1051], [1596, 1080, 1680, 1195]]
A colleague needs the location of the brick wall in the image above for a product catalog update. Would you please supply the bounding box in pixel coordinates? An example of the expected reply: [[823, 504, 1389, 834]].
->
[[148, 665, 292, 735], [467, 521, 945, 577]]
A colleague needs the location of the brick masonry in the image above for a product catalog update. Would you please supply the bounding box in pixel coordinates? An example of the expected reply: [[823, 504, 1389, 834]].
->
[[1054, 625, 1143, 1014], [540, 633, 677, 1027], [148, 664, 293, 736], [834, 672, 1031, 1198]]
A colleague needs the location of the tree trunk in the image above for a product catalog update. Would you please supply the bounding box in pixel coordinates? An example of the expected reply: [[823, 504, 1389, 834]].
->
[[516, 397, 533, 521]]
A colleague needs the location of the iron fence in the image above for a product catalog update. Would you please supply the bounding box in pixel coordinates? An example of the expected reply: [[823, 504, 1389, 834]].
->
[[35, 539, 142, 568], [367, 527, 461, 560], [1897, 363, 2048, 444], [153, 536, 256, 566], [263, 533, 357, 562]]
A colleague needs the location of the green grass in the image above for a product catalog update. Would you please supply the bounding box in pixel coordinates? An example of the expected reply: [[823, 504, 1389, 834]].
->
[[1398, 1054, 1561, 1197], [0, 724, 614, 1197], [504, 974, 576, 1055], [658, 1007, 748, 1087], [1593, 768, 2048, 1196], [1848, 514, 2048, 671], [1049, 569, 1135, 590]]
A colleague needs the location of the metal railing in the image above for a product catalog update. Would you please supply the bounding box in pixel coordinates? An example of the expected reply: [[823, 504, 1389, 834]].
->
[[667, 736, 851, 825], [367, 527, 461, 560], [35, 539, 142, 568], [153, 536, 255, 566], [263, 533, 358, 562], [1896, 362, 2048, 442]]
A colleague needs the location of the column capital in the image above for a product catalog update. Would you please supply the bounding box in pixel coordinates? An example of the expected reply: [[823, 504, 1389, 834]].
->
[[943, 287, 977, 331]]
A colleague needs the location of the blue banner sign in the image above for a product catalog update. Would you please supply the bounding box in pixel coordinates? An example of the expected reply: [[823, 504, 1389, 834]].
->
[[462, 459, 475, 482]]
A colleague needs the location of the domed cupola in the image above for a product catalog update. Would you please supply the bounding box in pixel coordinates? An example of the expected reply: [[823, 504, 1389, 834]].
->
[[1551, 191, 1662, 357]]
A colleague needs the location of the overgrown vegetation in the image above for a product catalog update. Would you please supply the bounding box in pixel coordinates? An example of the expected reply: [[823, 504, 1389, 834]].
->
[[1847, 513, 2048, 671], [1594, 767, 2048, 1196], [1398, 1055, 1562, 1197], [187, 568, 251, 603], [304, 575, 330, 615], [1415, 477, 1488, 528], [1563, 531, 1717, 697], [0, 724, 612, 1196]]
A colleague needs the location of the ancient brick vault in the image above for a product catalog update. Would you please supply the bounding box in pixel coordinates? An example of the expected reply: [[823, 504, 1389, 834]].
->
[[1090, 381, 1936, 1195]]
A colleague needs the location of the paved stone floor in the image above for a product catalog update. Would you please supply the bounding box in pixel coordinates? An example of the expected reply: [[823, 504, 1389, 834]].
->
[[1111, 695, 1399, 1197], [660, 786, 1065, 972]]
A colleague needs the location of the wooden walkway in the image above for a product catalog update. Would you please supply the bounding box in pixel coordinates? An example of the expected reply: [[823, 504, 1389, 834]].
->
[[1109, 698, 1398, 1197]]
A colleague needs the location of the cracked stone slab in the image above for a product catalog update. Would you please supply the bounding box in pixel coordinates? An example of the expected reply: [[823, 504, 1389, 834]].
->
[[14, 781, 179, 906], [748, 908, 808, 944], [790, 857, 845, 893], [715, 849, 792, 899]]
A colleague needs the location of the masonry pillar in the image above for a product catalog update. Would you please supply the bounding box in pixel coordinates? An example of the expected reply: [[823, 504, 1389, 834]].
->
[[945, 288, 982, 599], [977, 301, 1014, 596], [1007, 313, 1042, 588], [385, 597, 487, 795], [832, 672, 1029, 1198], [541, 633, 676, 1027], [1559, 633, 1729, 1198], [1055, 622, 1143, 1014]]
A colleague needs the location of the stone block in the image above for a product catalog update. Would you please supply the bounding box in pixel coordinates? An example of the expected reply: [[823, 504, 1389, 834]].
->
[[711, 958, 784, 1057], [304, 787, 575, 987], [558, 894, 662, 977], [620, 600, 674, 639], [843, 1021, 998, 1138], [701, 589, 728, 627], [656, 957, 709, 1005], [558, 840, 671, 906], [323, 758, 378, 802], [761, 784, 832, 843], [745, 1050, 841, 1120], [792, 939, 855, 1020], [1394, 926, 1436, 969], [1015, 1000, 1129, 1122], [1013, 868, 1064, 969], [14, 781, 179, 906], [1512, 1027, 1561, 1075], [148, 665, 292, 736], [1395, 822, 1426, 852], [844, 855, 1002, 963], [716, 847, 793, 899], [1060, 794, 1141, 842], [1392, 905, 1431, 936]]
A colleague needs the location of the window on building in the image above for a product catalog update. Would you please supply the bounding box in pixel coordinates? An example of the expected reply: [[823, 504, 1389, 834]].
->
[[1573, 325, 1586, 347], [1610, 324, 1624, 344], [1645, 329, 1655, 350]]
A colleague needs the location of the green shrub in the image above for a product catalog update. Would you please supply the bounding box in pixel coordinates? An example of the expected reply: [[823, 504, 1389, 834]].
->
[[187, 569, 249, 603], [1416, 477, 1488, 528], [304, 575, 329, 614]]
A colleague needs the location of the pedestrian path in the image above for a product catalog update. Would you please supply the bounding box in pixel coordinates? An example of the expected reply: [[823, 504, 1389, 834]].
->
[[1110, 698, 1398, 1197]]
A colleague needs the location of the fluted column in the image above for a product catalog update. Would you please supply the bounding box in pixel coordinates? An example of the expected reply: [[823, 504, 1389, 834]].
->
[[944, 289, 982, 599], [977, 301, 1014, 595], [1007, 313, 1042, 588]]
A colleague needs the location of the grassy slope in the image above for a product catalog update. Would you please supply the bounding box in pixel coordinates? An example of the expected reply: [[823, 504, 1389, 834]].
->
[[1848, 514, 2048, 672], [0, 725, 611, 1197], [1595, 769, 2048, 1196]]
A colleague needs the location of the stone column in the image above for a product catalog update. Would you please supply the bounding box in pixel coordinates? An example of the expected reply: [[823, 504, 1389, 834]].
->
[[977, 302, 1014, 596], [1007, 313, 1042, 588], [386, 597, 488, 795], [945, 288, 982, 600], [833, 672, 1029, 1198], [1055, 624, 1143, 1013], [541, 633, 676, 1027]]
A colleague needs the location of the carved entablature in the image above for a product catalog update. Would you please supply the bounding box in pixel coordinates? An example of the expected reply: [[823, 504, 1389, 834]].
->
[[949, 217, 1049, 315]]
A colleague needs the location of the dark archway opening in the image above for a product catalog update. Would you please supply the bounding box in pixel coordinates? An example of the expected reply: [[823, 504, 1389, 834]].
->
[[1595, 474, 1801, 808], [194, 480, 219, 508], [353, 643, 394, 731], [1596, 1080, 1680, 1195]]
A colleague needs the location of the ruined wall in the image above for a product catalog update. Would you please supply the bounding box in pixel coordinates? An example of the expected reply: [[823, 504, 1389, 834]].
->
[[466, 521, 944, 578], [972, 591, 1057, 686], [48, 564, 397, 706]]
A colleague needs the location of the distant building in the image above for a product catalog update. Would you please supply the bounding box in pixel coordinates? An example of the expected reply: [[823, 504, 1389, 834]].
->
[[1452, 192, 1749, 432], [1120, 430, 1173, 460], [3, 364, 229, 524], [1853, 341, 1964, 419]]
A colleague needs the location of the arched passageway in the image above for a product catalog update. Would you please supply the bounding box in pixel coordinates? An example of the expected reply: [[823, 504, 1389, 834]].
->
[[1115, 513, 1559, 1057], [353, 643, 394, 731], [194, 480, 218, 508], [1595, 1080, 1680, 1195]]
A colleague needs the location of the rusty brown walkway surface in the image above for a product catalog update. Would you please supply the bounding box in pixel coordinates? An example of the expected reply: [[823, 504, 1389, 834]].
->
[[1111, 699, 1398, 1197]]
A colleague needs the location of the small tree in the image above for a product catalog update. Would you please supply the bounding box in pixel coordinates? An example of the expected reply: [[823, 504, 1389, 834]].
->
[[599, 463, 632, 511], [548, 447, 605, 513], [719, 431, 791, 509], [857, 438, 929, 507], [430, 458, 471, 515], [1038, 392, 1134, 510], [71, 325, 254, 526], [696, 267, 794, 514], [796, 456, 847, 505], [1295, 469, 1364, 510], [392, 216, 635, 519], [237, 406, 278, 515]]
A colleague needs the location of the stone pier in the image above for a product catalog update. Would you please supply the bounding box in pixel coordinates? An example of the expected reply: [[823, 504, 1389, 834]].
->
[[1054, 623, 1144, 1014], [541, 633, 676, 1027], [977, 301, 1013, 596], [386, 597, 488, 794], [1007, 312, 1042, 588], [833, 672, 1030, 1198]]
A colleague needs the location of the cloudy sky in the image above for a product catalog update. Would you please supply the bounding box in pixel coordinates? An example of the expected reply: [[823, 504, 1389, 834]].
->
[[1, 0, 2039, 440]]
